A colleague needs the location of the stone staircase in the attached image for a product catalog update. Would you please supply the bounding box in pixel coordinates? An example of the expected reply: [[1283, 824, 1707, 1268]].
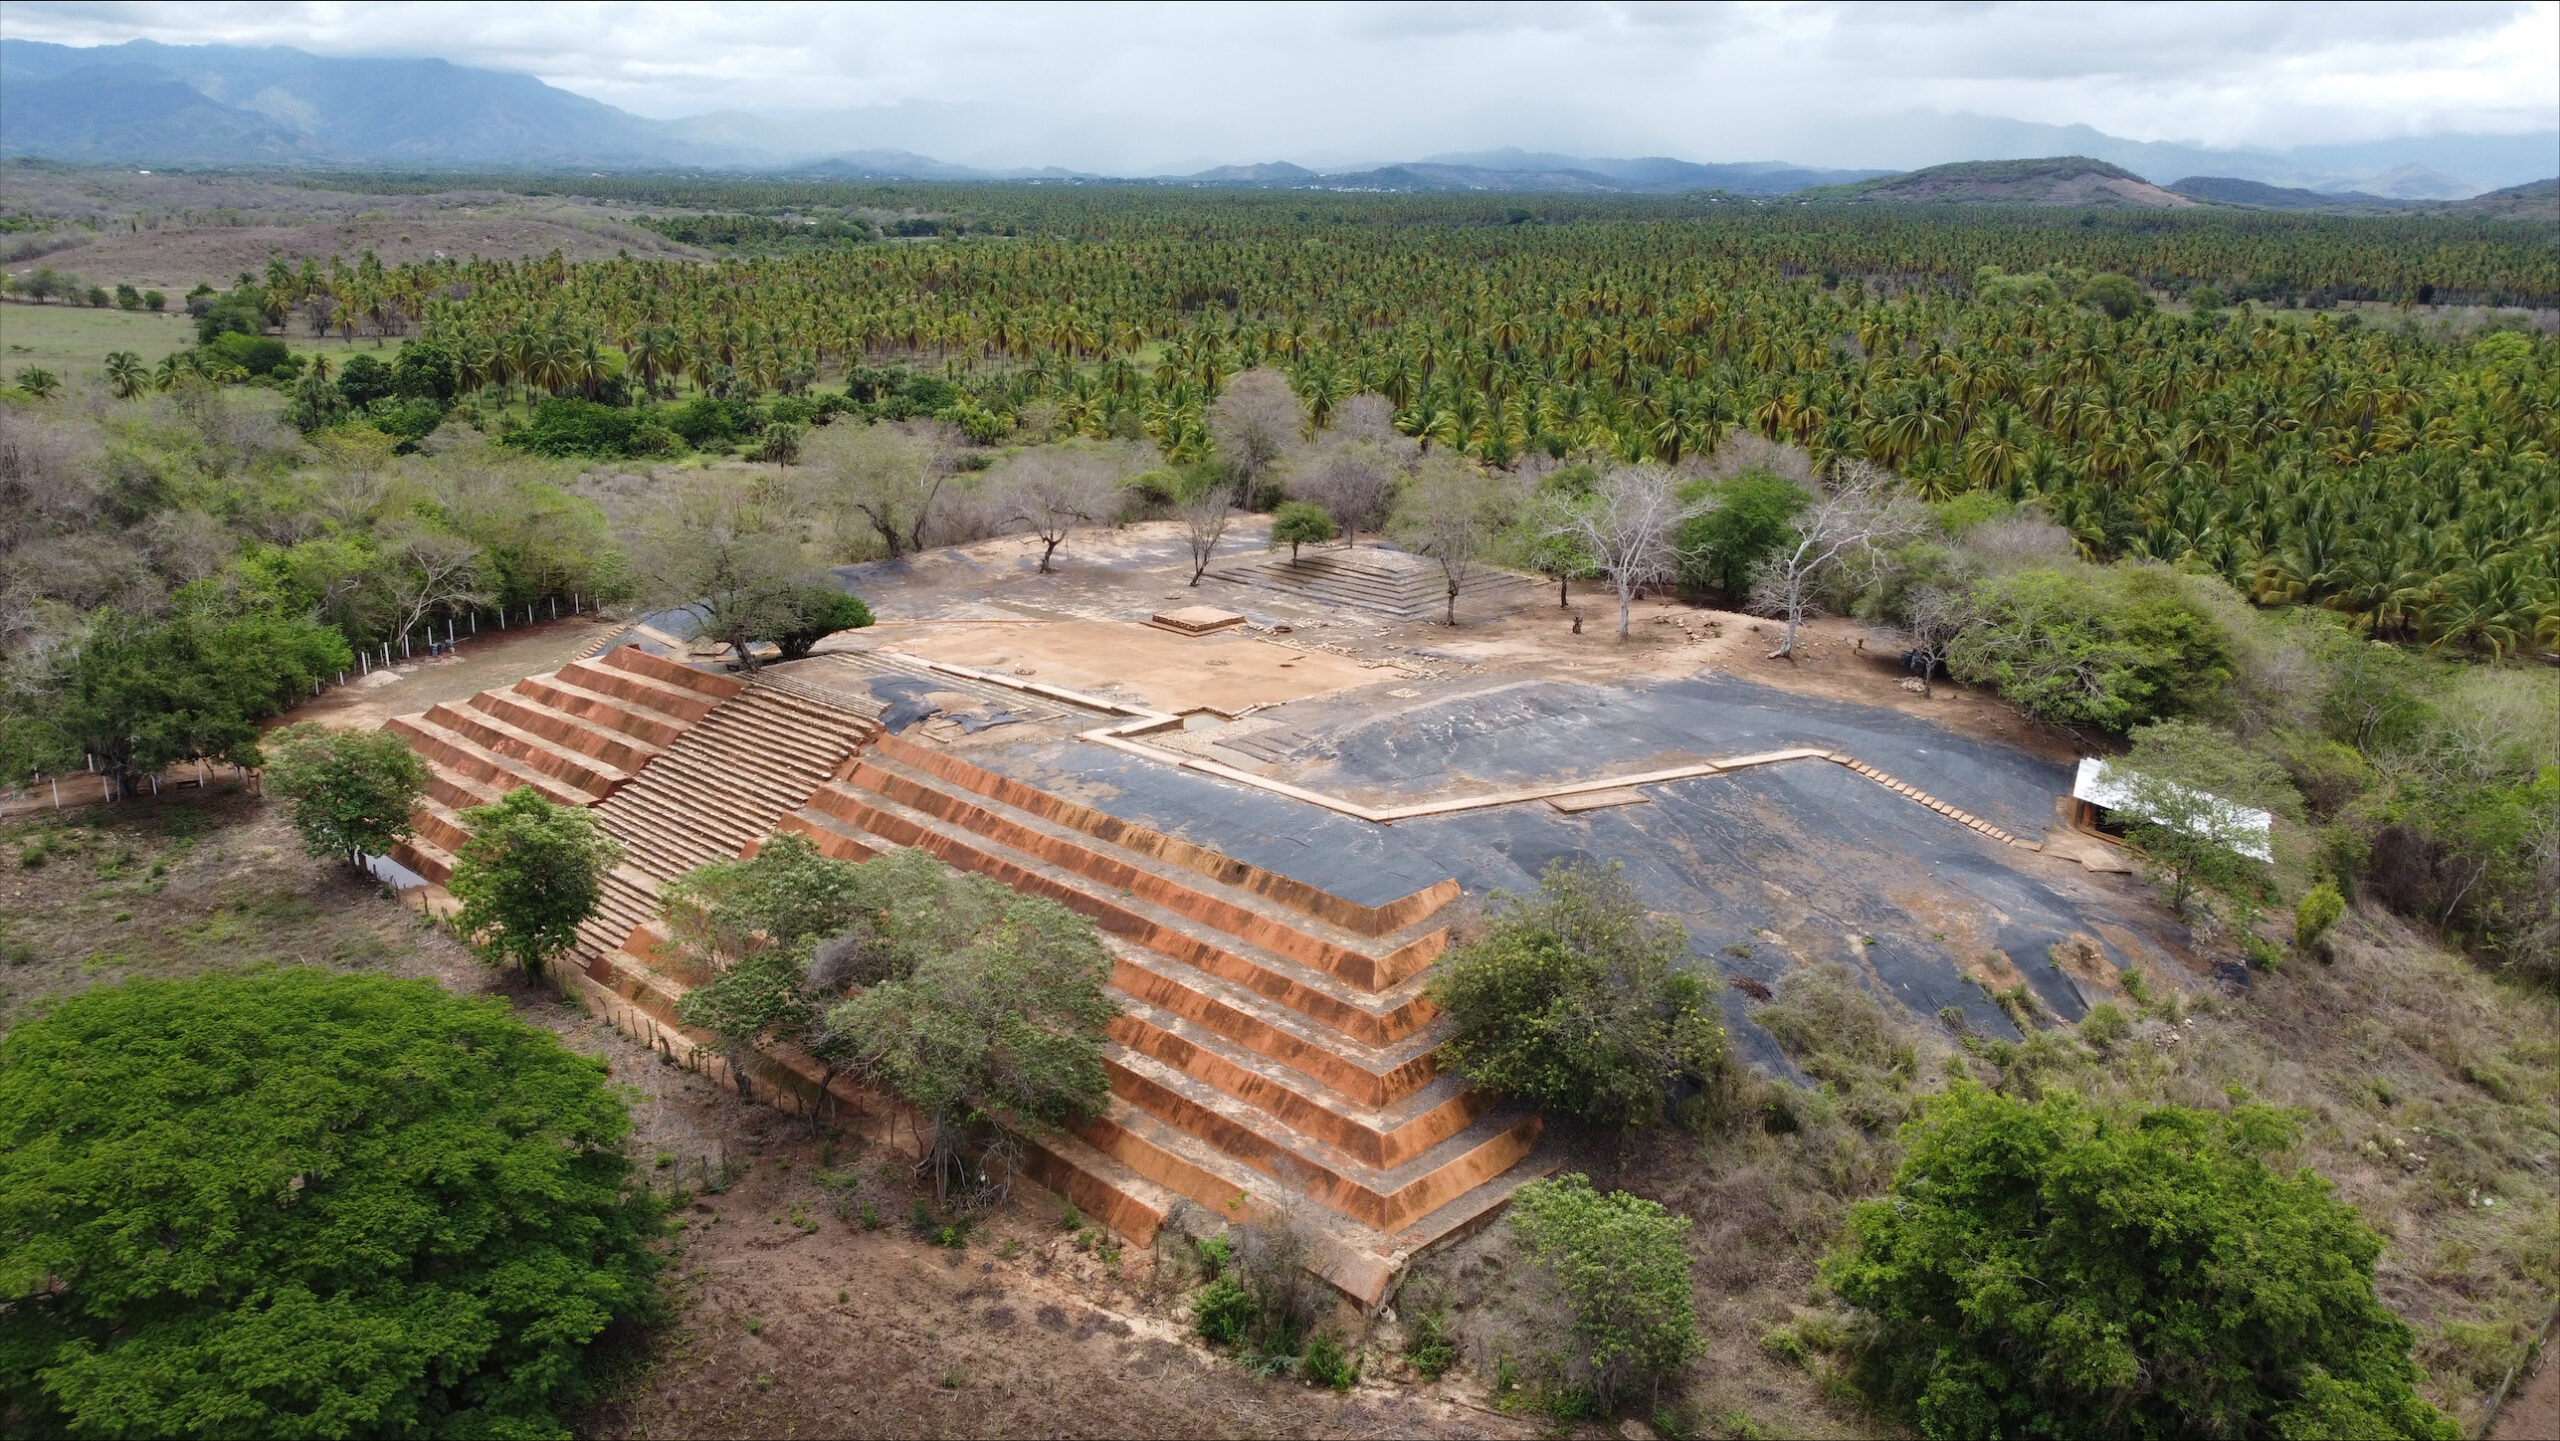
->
[[767, 731, 1551, 1304], [387, 645, 747, 886], [573, 682, 883, 958], [1205, 544, 1545, 620]]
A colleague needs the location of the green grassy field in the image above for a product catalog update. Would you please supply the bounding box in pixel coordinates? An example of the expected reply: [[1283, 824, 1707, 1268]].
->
[[0, 301, 192, 381], [1, 300, 440, 387]]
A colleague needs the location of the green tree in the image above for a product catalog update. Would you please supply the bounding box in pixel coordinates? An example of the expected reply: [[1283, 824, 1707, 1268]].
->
[[2079, 272, 2151, 321], [1427, 860, 1727, 1133], [261, 722, 429, 868], [1508, 1173, 1700, 1412], [1824, 1084, 2454, 1441], [45, 602, 351, 791], [823, 859, 1117, 1206], [1268, 500, 1337, 560], [448, 787, 622, 983], [769, 586, 875, 662], [2111, 718, 2300, 921], [0, 970, 662, 1439], [668, 832, 872, 1103], [101, 350, 147, 399], [1672, 471, 1809, 596]]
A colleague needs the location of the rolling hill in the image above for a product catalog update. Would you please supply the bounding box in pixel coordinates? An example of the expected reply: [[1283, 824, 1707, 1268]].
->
[[1804, 157, 2196, 207]]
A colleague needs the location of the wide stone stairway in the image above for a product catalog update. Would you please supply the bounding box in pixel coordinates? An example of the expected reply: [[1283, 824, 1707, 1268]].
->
[[773, 731, 1551, 1303], [1205, 543, 1545, 620]]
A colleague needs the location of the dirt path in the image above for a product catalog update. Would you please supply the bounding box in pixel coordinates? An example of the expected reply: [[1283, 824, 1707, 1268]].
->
[[281, 615, 622, 730], [2490, 1328, 2560, 1441]]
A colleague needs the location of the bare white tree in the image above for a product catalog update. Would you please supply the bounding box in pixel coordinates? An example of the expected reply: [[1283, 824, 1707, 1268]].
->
[[1176, 477, 1233, 587], [1557, 466, 1711, 639], [1393, 457, 1518, 626], [1747, 461, 1928, 660], [381, 525, 488, 645], [999, 444, 1126, 573], [1205, 368, 1305, 505]]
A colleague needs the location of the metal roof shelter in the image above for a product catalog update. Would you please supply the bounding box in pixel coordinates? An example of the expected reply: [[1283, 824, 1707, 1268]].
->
[[2072, 757, 2273, 863]]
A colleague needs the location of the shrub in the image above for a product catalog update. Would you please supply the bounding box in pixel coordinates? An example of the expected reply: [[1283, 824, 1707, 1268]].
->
[[1946, 567, 2233, 733], [1301, 1332, 1360, 1390], [1193, 1276, 1256, 1347], [1824, 1084, 2454, 1440], [261, 721, 429, 867], [1187, 1221, 1328, 1362], [1508, 1173, 1700, 1411], [205, 330, 291, 378], [1429, 860, 1727, 1133], [2295, 883, 2346, 951], [501, 396, 676, 459], [0, 970, 661, 1437], [1403, 1304, 1458, 1380]]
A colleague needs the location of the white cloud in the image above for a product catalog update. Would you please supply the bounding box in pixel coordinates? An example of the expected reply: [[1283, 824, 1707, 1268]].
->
[[2, 0, 2552, 171]]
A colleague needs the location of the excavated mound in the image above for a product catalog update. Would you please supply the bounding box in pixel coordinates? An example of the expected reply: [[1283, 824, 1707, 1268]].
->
[[386, 644, 1546, 1306]]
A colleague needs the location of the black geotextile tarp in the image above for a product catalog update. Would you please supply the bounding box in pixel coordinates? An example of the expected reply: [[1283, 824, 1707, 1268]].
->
[[966, 675, 2187, 1073]]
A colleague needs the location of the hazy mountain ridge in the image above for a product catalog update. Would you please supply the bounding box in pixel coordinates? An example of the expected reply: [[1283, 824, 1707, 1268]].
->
[[1, 38, 711, 165], [2167, 176, 2416, 212], [2, 36, 2551, 205]]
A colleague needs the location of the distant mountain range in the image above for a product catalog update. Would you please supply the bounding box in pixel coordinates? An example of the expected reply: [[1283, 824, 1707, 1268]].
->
[[3, 37, 2552, 207]]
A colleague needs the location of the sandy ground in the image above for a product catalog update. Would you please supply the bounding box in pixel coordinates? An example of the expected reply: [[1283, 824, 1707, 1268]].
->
[[881, 617, 1386, 717], [282, 614, 624, 731], [823, 523, 2082, 768]]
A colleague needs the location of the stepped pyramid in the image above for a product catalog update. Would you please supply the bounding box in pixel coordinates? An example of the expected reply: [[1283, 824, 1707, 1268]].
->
[[388, 647, 1549, 1305], [1205, 543, 1545, 620]]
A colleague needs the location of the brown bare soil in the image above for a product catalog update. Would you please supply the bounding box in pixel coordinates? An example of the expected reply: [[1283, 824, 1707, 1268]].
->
[[588, 1099, 1534, 1441], [0, 172, 699, 295], [2490, 1331, 2560, 1441]]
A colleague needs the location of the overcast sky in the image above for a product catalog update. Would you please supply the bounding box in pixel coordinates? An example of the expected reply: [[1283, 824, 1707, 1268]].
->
[[4, 1, 2554, 172]]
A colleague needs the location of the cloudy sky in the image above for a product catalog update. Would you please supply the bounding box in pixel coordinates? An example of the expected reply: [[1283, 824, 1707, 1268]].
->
[[4, 1, 2555, 172]]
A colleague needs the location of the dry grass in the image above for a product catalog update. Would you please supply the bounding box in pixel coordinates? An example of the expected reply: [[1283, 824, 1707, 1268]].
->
[[1410, 917, 2558, 1440]]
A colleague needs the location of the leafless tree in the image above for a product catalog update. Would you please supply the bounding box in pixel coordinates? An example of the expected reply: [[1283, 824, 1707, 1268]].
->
[[637, 482, 804, 669], [1556, 466, 1710, 639], [1393, 457, 1518, 626], [1330, 393, 1408, 448], [999, 443, 1126, 573], [1287, 436, 1403, 546], [381, 525, 488, 645], [1206, 368, 1305, 505], [1747, 461, 1927, 659], [810, 420, 956, 560], [1900, 583, 1977, 696], [1176, 478, 1233, 587]]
